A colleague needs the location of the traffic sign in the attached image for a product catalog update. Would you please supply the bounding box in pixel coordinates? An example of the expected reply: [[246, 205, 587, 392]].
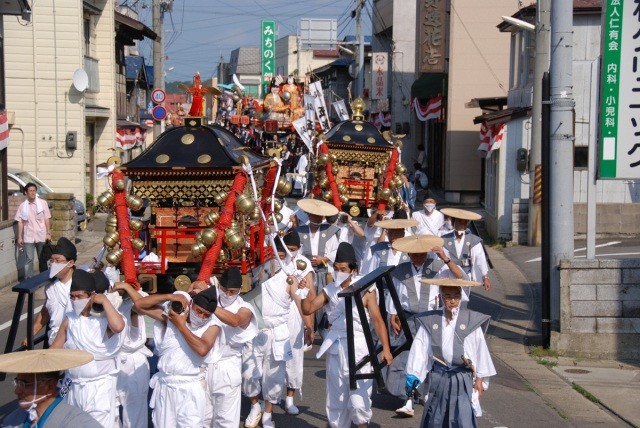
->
[[151, 89, 166, 104], [152, 105, 167, 121]]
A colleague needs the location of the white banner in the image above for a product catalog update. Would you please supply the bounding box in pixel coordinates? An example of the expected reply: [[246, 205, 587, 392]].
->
[[308, 81, 330, 130], [332, 100, 349, 121], [372, 52, 388, 100], [292, 117, 313, 153]]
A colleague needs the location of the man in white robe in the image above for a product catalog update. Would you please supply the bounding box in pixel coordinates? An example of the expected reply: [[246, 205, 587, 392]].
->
[[411, 197, 445, 236], [50, 269, 126, 428], [134, 287, 221, 428], [405, 282, 496, 426]]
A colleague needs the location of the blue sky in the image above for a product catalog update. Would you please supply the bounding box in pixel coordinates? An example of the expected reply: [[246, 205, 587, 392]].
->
[[128, 0, 373, 83]]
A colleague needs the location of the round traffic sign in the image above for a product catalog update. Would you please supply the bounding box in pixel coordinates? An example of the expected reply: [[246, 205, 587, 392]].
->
[[151, 89, 166, 104], [152, 105, 167, 121]]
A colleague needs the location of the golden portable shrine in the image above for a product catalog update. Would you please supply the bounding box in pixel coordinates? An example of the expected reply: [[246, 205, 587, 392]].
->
[[311, 98, 406, 217], [94, 117, 293, 293]]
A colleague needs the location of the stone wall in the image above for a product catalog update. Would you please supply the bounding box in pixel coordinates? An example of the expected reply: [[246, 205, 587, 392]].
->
[[551, 258, 640, 360], [45, 193, 76, 242]]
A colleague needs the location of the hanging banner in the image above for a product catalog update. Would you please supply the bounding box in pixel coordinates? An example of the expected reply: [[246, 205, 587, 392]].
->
[[372, 52, 388, 100], [292, 117, 313, 153], [332, 100, 349, 121], [261, 20, 276, 86], [308, 81, 330, 130], [419, 0, 446, 73], [598, 0, 640, 179]]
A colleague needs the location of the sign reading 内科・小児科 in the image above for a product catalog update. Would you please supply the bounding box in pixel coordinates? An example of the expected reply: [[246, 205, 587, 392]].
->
[[261, 20, 276, 87], [599, 0, 640, 179]]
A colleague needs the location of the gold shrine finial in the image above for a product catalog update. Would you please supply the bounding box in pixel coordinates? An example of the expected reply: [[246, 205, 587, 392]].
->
[[351, 98, 366, 121]]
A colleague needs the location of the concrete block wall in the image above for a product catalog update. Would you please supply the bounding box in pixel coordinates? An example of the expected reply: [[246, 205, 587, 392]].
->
[[552, 258, 640, 360], [574, 203, 640, 236], [44, 193, 76, 243], [511, 198, 528, 244]]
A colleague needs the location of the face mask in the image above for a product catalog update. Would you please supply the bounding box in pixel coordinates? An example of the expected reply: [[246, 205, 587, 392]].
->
[[72, 298, 90, 317], [424, 204, 435, 212], [49, 262, 69, 279], [218, 290, 238, 308], [309, 220, 323, 227], [334, 271, 351, 286], [19, 382, 49, 423], [189, 311, 209, 329], [289, 250, 298, 259]]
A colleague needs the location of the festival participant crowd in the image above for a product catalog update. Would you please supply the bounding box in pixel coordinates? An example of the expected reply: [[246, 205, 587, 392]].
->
[[2, 194, 496, 428]]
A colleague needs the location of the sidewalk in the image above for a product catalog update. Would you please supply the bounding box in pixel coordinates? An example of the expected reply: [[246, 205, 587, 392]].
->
[[488, 246, 640, 427]]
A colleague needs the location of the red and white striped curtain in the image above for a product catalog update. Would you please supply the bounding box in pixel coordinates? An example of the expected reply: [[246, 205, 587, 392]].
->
[[372, 111, 391, 129], [116, 127, 147, 150], [478, 122, 505, 158], [412, 96, 442, 122], [0, 111, 10, 150]]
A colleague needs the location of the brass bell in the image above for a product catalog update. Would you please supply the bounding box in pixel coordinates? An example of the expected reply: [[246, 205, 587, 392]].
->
[[235, 193, 256, 214], [389, 178, 400, 190], [104, 224, 117, 234], [379, 188, 392, 201], [329, 153, 337, 163], [129, 219, 143, 232], [332, 165, 339, 176], [97, 191, 114, 208], [394, 176, 404, 188], [131, 238, 145, 251], [318, 177, 329, 189], [214, 191, 228, 206], [395, 140, 404, 149], [103, 232, 120, 248], [106, 214, 118, 227], [275, 177, 290, 196], [127, 195, 144, 212], [395, 163, 407, 175], [201, 228, 218, 246], [195, 230, 204, 243], [339, 195, 349, 204], [264, 196, 274, 206], [204, 211, 219, 226], [105, 248, 123, 265], [191, 242, 207, 258], [218, 249, 229, 263], [230, 220, 240, 230], [322, 190, 333, 202], [114, 179, 126, 191], [286, 277, 294, 285], [249, 207, 261, 222], [295, 259, 308, 271], [337, 183, 347, 194], [388, 196, 398, 206], [224, 228, 245, 250], [238, 154, 250, 165], [317, 171, 327, 181], [274, 212, 283, 223], [316, 153, 330, 166]]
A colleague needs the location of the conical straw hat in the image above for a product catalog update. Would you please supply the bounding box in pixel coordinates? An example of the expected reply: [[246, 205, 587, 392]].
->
[[419, 277, 482, 287], [0, 349, 93, 373], [440, 208, 482, 221], [391, 235, 444, 253], [297, 199, 339, 217]]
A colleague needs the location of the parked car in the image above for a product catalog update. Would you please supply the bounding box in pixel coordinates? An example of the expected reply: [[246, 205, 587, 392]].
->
[[7, 168, 88, 231]]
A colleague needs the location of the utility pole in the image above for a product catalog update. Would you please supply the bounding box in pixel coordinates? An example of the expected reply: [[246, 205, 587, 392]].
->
[[152, 0, 166, 140], [548, 1, 574, 326], [528, 0, 550, 246], [355, 0, 365, 98]]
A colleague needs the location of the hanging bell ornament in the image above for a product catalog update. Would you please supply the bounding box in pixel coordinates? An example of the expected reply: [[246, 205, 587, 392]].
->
[[127, 195, 144, 212], [286, 277, 295, 285], [295, 259, 308, 271], [195, 230, 204, 243], [203, 211, 219, 226], [379, 188, 392, 201], [105, 224, 117, 234], [332, 165, 340, 176], [273, 199, 283, 213], [329, 153, 338, 163], [249, 207, 261, 221], [274, 212, 283, 223], [316, 153, 330, 167], [105, 248, 123, 265], [235, 193, 256, 214], [201, 228, 218, 246], [318, 177, 329, 189], [103, 232, 120, 248], [275, 177, 292, 196], [395, 163, 407, 175], [218, 249, 229, 263], [230, 220, 240, 230], [388, 196, 398, 206], [395, 140, 404, 149], [131, 238, 145, 251], [238, 154, 250, 165], [105, 215, 118, 233], [224, 228, 245, 250], [339, 195, 349, 204], [322, 190, 333, 202], [214, 191, 228, 206], [191, 242, 208, 258], [337, 183, 347, 194], [114, 179, 126, 191], [97, 191, 114, 208], [129, 219, 143, 232]]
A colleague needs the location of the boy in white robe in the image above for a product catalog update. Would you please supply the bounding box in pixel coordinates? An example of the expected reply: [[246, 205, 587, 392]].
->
[[134, 286, 221, 428], [50, 269, 126, 428]]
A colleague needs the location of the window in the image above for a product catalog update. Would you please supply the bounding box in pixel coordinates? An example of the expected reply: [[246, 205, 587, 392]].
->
[[574, 146, 588, 169], [484, 153, 499, 215], [83, 17, 91, 57]]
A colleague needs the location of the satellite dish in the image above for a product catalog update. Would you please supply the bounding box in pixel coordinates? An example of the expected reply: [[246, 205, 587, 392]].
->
[[72, 69, 89, 92]]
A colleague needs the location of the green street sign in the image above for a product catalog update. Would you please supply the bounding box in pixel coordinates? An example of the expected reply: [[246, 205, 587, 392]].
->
[[261, 20, 276, 86]]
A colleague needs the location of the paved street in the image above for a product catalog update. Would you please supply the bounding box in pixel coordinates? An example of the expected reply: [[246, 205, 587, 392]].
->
[[0, 219, 637, 427]]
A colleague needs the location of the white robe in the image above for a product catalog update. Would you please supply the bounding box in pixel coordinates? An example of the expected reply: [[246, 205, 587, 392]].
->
[[44, 278, 72, 344], [450, 232, 490, 281], [411, 209, 445, 236]]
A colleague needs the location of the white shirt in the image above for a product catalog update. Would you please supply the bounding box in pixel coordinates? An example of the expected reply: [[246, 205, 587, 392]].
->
[[412, 209, 445, 236], [451, 232, 490, 280]]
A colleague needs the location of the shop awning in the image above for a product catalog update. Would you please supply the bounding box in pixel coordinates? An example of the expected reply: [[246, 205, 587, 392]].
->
[[473, 106, 531, 126], [411, 73, 447, 100]]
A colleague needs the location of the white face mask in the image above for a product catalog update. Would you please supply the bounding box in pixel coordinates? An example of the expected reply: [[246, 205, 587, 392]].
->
[[19, 382, 50, 423], [72, 298, 90, 317], [424, 204, 436, 212], [218, 289, 239, 308], [49, 262, 70, 279], [189, 311, 209, 329], [289, 250, 298, 259], [334, 271, 351, 286]]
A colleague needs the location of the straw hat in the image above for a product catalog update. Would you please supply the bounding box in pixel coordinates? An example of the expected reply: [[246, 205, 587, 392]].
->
[[0, 349, 93, 373], [297, 199, 339, 217], [419, 278, 482, 287], [391, 235, 444, 253], [374, 219, 418, 229], [440, 208, 482, 221]]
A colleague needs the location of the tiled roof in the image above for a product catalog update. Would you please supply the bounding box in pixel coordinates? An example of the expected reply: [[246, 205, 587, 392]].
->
[[229, 47, 261, 75]]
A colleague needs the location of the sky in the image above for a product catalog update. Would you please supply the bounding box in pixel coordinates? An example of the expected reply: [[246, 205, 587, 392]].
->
[[126, 0, 374, 83]]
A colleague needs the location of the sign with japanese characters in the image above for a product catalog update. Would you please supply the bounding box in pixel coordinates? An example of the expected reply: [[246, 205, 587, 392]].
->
[[419, 0, 446, 73], [261, 20, 276, 86], [599, 0, 640, 179], [372, 52, 388, 100]]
